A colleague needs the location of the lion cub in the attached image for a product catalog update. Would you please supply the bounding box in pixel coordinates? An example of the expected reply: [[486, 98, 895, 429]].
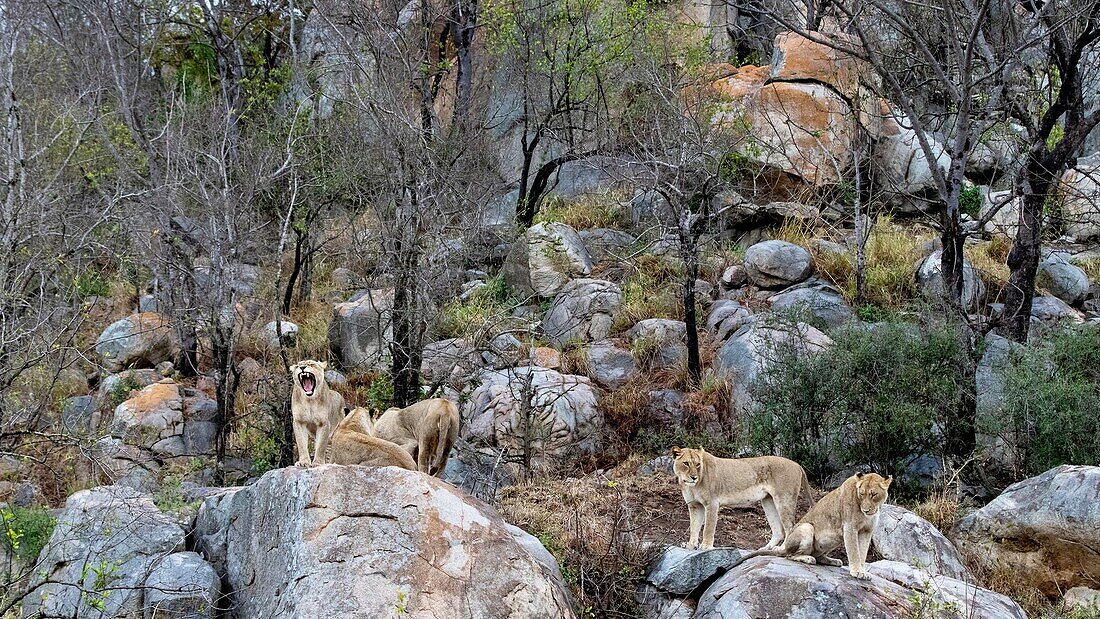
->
[[330, 408, 417, 470], [672, 447, 812, 551], [373, 398, 460, 477], [290, 360, 345, 466], [747, 472, 892, 579]]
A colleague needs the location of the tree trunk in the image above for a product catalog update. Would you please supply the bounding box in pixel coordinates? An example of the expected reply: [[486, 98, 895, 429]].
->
[[1003, 167, 1051, 342], [681, 238, 702, 384], [938, 194, 966, 309]]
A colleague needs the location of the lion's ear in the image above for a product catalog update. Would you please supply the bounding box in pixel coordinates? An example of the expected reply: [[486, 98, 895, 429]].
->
[[343, 407, 351, 416], [321, 361, 329, 369], [670, 447, 682, 458], [856, 472, 865, 479], [881, 476, 893, 488]]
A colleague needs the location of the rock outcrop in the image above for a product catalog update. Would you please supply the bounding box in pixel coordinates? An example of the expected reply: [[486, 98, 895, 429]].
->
[[542, 278, 621, 347], [462, 366, 602, 470], [743, 240, 814, 288], [502, 222, 593, 298], [328, 288, 394, 370], [872, 504, 970, 580], [954, 465, 1100, 596], [96, 313, 177, 372], [23, 485, 187, 619], [193, 466, 576, 618], [714, 319, 832, 413]]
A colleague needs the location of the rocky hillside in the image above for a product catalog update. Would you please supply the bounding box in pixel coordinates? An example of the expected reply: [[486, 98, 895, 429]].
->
[[2, 0, 1100, 618]]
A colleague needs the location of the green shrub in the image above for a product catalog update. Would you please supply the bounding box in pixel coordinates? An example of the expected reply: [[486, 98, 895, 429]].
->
[[747, 319, 971, 485], [73, 271, 112, 299], [986, 325, 1100, 477], [959, 183, 982, 217], [364, 373, 395, 411], [436, 275, 517, 340], [1, 505, 57, 560]]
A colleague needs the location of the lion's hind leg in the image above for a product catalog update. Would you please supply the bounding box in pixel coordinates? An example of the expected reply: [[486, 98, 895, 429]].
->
[[759, 496, 785, 550], [785, 523, 818, 564]]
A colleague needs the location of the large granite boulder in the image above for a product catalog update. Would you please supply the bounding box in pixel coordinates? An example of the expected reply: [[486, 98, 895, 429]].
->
[[143, 551, 220, 619], [706, 300, 753, 343], [110, 380, 217, 457], [1059, 160, 1100, 241], [23, 485, 186, 619], [502, 222, 593, 298], [96, 313, 177, 372], [743, 240, 814, 288], [872, 504, 970, 580], [915, 251, 986, 309], [954, 465, 1100, 596], [714, 319, 832, 413], [328, 288, 394, 370], [1037, 252, 1090, 306], [193, 466, 576, 618], [1029, 295, 1083, 324], [584, 340, 638, 389], [626, 319, 688, 370], [768, 284, 854, 329], [461, 366, 602, 470], [695, 558, 1024, 618], [542, 279, 621, 348]]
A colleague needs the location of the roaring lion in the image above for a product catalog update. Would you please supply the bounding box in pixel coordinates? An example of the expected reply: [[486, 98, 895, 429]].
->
[[329, 407, 417, 470], [744, 472, 892, 579], [671, 447, 812, 551], [372, 398, 460, 476], [290, 360, 345, 466]]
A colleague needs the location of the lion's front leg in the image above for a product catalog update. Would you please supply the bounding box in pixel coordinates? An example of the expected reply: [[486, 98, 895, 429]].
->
[[293, 421, 312, 467], [683, 502, 702, 549], [844, 524, 869, 579]]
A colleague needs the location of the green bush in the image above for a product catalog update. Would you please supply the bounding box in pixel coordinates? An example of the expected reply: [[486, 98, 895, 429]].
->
[[1, 505, 57, 560], [747, 320, 971, 485], [987, 325, 1100, 476], [959, 183, 982, 217]]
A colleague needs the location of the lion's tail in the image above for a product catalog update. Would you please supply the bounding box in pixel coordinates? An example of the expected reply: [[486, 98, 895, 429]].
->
[[430, 404, 459, 476], [800, 468, 814, 505]]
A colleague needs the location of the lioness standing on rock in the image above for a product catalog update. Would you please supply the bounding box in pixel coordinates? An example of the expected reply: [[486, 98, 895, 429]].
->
[[672, 447, 812, 551], [373, 398, 460, 476], [290, 360, 345, 466], [330, 407, 417, 470], [745, 472, 892, 579]]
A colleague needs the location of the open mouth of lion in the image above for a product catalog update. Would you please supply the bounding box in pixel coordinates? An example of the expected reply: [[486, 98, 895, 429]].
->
[[298, 371, 316, 397]]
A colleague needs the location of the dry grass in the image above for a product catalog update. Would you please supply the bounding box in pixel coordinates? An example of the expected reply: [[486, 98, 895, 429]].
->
[[535, 191, 631, 230], [1074, 256, 1100, 283], [799, 216, 931, 309], [612, 256, 684, 332], [965, 236, 1013, 299]]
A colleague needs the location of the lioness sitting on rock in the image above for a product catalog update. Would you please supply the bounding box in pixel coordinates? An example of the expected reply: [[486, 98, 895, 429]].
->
[[745, 471, 892, 579], [290, 360, 344, 466], [672, 447, 812, 551], [330, 407, 417, 470], [373, 398, 460, 477]]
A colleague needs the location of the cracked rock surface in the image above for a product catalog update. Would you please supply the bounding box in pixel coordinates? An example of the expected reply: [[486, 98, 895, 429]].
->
[[193, 465, 576, 619]]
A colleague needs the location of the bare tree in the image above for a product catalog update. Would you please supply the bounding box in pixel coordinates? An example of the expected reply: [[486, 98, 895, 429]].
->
[[611, 36, 749, 383]]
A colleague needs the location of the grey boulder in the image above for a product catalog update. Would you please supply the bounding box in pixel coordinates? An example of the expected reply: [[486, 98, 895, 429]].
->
[[193, 465, 576, 619], [743, 241, 814, 288], [954, 465, 1100, 596], [23, 485, 186, 619], [542, 278, 621, 348], [872, 504, 970, 580]]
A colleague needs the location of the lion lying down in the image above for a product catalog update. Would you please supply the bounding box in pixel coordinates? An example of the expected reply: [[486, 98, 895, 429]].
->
[[329, 407, 416, 470]]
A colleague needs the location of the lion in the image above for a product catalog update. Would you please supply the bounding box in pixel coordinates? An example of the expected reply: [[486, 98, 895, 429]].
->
[[672, 447, 813, 551], [329, 407, 417, 470], [743, 472, 892, 579], [290, 360, 345, 466], [372, 398, 460, 476]]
